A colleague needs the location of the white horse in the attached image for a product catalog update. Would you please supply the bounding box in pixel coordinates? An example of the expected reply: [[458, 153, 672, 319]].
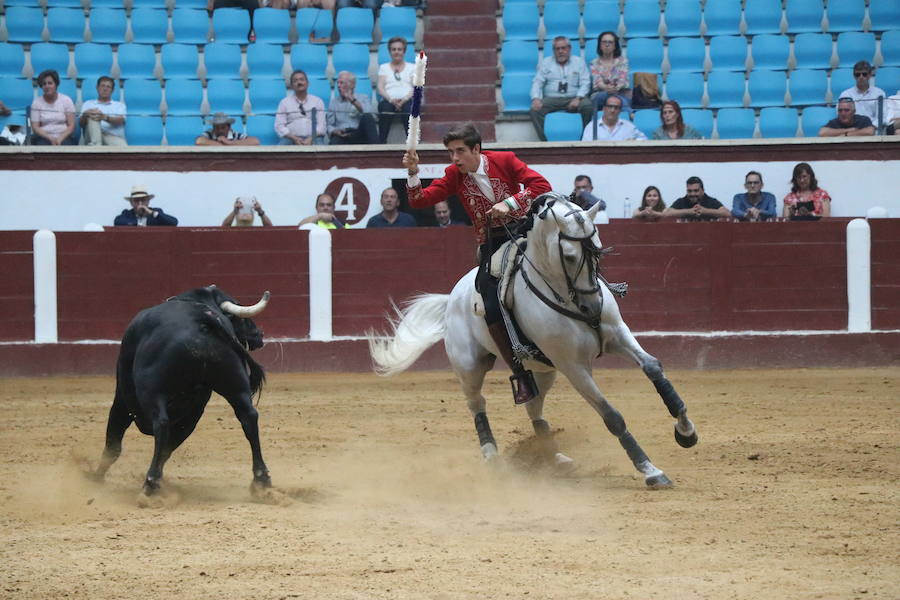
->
[[368, 192, 697, 488]]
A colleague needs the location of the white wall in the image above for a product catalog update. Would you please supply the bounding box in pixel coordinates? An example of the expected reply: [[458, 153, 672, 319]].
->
[[0, 159, 897, 230]]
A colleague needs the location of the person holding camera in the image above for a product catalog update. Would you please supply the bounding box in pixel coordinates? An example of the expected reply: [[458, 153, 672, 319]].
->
[[782, 163, 831, 220], [114, 186, 178, 227], [529, 36, 593, 141], [222, 196, 273, 227]]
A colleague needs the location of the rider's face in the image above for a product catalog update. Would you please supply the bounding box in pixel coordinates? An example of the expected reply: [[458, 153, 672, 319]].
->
[[446, 140, 480, 174]]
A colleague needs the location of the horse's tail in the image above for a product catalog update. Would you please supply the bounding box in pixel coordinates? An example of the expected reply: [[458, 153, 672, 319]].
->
[[367, 294, 449, 376]]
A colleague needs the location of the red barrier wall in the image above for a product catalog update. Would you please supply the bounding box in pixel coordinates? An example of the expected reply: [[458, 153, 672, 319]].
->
[[871, 219, 900, 330], [0, 231, 35, 341]]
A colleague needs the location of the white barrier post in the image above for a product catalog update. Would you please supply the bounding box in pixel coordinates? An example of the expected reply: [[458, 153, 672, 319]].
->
[[33, 229, 58, 343], [307, 226, 333, 341], [846, 218, 871, 333]]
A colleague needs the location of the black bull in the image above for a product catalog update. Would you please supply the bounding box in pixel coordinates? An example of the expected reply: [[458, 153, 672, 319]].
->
[[94, 285, 272, 495]]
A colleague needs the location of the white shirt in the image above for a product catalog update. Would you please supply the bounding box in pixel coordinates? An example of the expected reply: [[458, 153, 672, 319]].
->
[[884, 92, 900, 124], [581, 118, 648, 141], [839, 85, 887, 125], [378, 61, 415, 101], [81, 98, 127, 138]]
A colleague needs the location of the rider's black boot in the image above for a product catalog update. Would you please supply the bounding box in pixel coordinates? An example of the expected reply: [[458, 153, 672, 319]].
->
[[487, 322, 537, 405]]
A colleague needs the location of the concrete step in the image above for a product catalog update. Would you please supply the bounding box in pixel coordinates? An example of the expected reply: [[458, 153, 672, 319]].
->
[[426, 85, 497, 104], [424, 1, 496, 17], [425, 15, 497, 33], [425, 48, 499, 68], [424, 66, 498, 86], [423, 30, 498, 48]]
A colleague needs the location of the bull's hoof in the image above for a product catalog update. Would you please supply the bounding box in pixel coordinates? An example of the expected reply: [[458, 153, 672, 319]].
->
[[674, 427, 698, 448], [645, 473, 673, 489]]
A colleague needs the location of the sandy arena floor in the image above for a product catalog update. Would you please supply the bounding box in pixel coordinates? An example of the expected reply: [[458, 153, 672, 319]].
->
[[1, 367, 898, 599]]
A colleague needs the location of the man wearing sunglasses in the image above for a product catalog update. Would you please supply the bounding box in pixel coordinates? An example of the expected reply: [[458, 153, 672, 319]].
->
[[837, 61, 886, 128], [818, 97, 875, 137], [275, 70, 326, 145]]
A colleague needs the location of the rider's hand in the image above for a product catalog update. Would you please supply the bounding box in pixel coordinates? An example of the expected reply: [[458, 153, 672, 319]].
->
[[403, 150, 419, 175], [489, 200, 511, 218]]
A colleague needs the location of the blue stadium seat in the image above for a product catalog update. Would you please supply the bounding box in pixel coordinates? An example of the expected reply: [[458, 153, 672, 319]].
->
[[212, 8, 251, 44], [875, 67, 900, 96], [130, 8, 170, 45], [748, 69, 787, 106], [625, 37, 663, 72], [799, 105, 833, 136], [245, 114, 278, 144], [74, 43, 113, 80], [203, 42, 242, 79], [89, 0, 126, 6], [631, 108, 658, 137], [246, 44, 286, 80], [829, 68, 855, 99], [46, 0, 83, 7], [835, 32, 875, 67], [165, 115, 204, 145], [116, 43, 157, 79], [335, 6, 374, 44], [354, 76, 373, 102], [793, 33, 833, 69], [702, 0, 741, 37], [501, 40, 540, 75], [543, 111, 583, 141], [307, 77, 331, 102], [295, 8, 333, 42], [30, 43, 71, 78], [623, 0, 661, 38], [881, 31, 900, 67], [502, 2, 539, 41], [0, 77, 34, 112], [47, 8, 86, 44], [171, 8, 210, 44], [715, 107, 756, 138], [331, 43, 371, 79], [788, 69, 828, 105], [123, 78, 163, 115], [290, 43, 329, 77], [582, 0, 621, 38], [161, 44, 200, 79], [125, 115, 164, 144], [0, 43, 27, 77], [666, 37, 706, 72], [682, 108, 713, 138], [543, 1, 581, 40], [5, 7, 46, 43], [248, 77, 287, 114], [665, 71, 705, 108], [759, 106, 799, 137], [57, 77, 77, 103], [749, 34, 790, 70], [663, 0, 702, 37], [163, 78, 203, 115], [709, 36, 747, 72], [378, 6, 417, 41], [744, 0, 783, 35], [252, 7, 291, 44], [869, 0, 900, 32], [377, 41, 415, 66], [501, 72, 533, 111], [825, 0, 865, 33], [172, 0, 209, 8], [785, 0, 825, 34], [706, 70, 745, 108], [206, 78, 247, 114], [581, 39, 599, 66], [88, 8, 127, 44]]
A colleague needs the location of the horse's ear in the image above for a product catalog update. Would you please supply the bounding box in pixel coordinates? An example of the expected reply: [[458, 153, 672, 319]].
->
[[586, 201, 603, 221]]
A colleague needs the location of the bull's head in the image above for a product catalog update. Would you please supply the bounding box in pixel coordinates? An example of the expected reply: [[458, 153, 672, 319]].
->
[[206, 285, 269, 351]]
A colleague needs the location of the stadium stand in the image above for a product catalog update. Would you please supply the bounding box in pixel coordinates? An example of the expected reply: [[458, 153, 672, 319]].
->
[[252, 8, 292, 44], [88, 8, 128, 44], [335, 6, 375, 44], [378, 6, 417, 42], [744, 0, 783, 35], [758, 106, 800, 137], [117, 43, 158, 80], [161, 43, 201, 79], [246, 43, 287, 80], [663, 0, 702, 38], [715, 107, 756, 138], [165, 115, 204, 145], [666, 36, 706, 72], [5, 7, 46, 43], [501, 2, 540, 41], [869, 0, 900, 31], [203, 42, 243, 79], [702, 0, 741, 37], [835, 32, 875, 67], [123, 78, 163, 115], [163, 78, 204, 115], [665, 71, 705, 108], [130, 8, 170, 45], [246, 114, 278, 144], [296, 8, 334, 42], [682, 108, 713, 138], [47, 8, 86, 44], [211, 8, 251, 44], [30, 43, 72, 78], [749, 34, 790, 70], [709, 35, 748, 72], [799, 105, 834, 135], [582, 0, 621, 38], [825, 0, 866, 33], [785, 0, 825, 35], [172, 8, 211, 44], [542, 1, 582, 41], [125, 115, 164, 145], [0, 44, 27, 78], [206, 78, 248, 115], [706, 70, 746, 108], [748, 69, 788, 107], [788, 69, 828, 106], [543, 111, 583, 141], [74, 43, 114, 80]]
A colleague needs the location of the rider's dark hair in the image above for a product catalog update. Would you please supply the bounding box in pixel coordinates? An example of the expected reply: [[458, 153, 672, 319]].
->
[[443, 123, 482, 150]]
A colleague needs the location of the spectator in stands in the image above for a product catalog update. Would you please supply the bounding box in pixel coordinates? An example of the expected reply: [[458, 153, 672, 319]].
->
[[336, 0, 382, 8], [818, 97, 875, 137], [589, 31, 630, 114], [732, 171, 776, 222], [80, 76, 127, 147], [782, 162, 831, 219], [571, 174, 606, 210], [886, 91, 900, 135], [298, 192, 349, 228], [839, 61, 886, 127], [328, 71, 379, 145], [222, 196, 273, 227], [208, 0, 258, 42], [664, 176, 730, 221], [276, 70, 327, 145], [651, 100, 702, 140], [632, 185, 666, 221], [366, 187, 417, 227], [196, 112, 260, 146], [114, 185, 179, 226], [30, 70, 76, 146], [531, 36, 593, 142], [376, 37, 416, 144], [581, 95, 647, 141], [0, 114, 27, 146], [433, 200, 463, 227]]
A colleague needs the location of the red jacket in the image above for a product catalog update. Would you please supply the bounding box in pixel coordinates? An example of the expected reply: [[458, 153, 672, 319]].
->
[[407, 150, 551, 244]]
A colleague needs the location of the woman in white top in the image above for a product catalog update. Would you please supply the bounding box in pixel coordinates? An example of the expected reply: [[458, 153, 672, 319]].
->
[[30, 69, 76, 145], [376, 36, 415, 143]]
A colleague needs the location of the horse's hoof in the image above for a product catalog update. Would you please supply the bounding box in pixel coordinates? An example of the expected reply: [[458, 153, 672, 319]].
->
[[645, 473, 673, 489], [481, 442, 499, 462], [674, 426, 698, 448]]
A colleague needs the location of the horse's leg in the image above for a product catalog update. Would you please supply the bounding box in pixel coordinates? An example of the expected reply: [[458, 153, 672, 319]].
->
[[558, 364, 672, 488], [522, 370, 573, 469], [454, 356, 498, 461], [605, 321, 698, 448]]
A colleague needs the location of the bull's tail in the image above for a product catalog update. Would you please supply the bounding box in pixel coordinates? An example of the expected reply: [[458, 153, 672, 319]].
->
[[245, 353, 266, 401], [367, 294, 449, 376]]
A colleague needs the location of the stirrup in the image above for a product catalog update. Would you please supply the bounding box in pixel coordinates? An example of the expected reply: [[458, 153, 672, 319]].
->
[[509, 369, 538, 405]]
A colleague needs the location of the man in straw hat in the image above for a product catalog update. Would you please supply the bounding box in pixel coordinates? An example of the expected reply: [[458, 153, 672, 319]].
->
[[114, 185, 179, 226], [195, 112, 260, 146]]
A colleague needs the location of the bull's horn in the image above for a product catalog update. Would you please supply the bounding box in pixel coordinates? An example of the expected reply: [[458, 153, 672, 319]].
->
[[220, 291, 271, 318]]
